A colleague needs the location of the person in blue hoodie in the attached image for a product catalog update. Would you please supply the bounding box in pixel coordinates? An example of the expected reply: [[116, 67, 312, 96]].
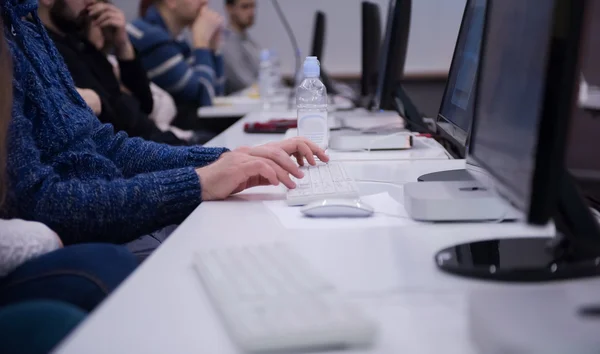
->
[[1, 0, 328, 260], [129, 0, 225, 108]]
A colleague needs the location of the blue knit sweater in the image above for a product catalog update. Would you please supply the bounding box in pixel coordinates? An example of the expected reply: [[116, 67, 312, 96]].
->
[[2, 0, 228, 244]]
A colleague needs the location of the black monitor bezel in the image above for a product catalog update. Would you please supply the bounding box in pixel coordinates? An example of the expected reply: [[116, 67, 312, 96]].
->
[[361, 1, 382, 98], [467, 0, 587, 225], [435, 0, 481, 159], [373, 0, 411, 111], [310, 11, 326, 60]]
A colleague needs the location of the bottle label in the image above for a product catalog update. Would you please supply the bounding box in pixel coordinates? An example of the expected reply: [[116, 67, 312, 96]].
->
[[297, 111, 328, 147]]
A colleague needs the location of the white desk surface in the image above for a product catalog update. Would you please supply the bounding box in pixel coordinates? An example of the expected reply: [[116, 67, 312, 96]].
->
[[205, 110, 297, 148], [55, 113, 597, 354], [56, 155, 582, 354], [206, 111, 450, 162], [198, 95, 355, 119]]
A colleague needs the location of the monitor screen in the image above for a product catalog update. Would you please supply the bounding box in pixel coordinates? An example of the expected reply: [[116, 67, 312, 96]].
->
[[372, 0, 410, 111], [437, 0, 487, 151], [361, 2, 382, 98], [468, 0, 556, 214], [373, 0, 396, 109], [567, 0, 600, 208]]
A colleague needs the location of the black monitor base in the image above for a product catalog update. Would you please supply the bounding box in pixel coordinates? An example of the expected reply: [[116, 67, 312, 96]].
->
[[435, 238, 600, 282], [417, 169, 474, 182], [435, 170, 600, 282]]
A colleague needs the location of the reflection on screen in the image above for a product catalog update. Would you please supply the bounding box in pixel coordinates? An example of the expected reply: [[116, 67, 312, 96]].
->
[[439, 0, 487, 133], [567, 0, 600, 183], [470, 0, 554, 206]]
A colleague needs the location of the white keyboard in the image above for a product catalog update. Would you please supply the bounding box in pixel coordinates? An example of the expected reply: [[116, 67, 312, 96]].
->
[[192, 244, 377, 353], [287, 162, 360, 206]]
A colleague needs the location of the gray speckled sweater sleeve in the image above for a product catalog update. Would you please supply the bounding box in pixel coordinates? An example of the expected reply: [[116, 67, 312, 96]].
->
[[0, 219, 61, 277]]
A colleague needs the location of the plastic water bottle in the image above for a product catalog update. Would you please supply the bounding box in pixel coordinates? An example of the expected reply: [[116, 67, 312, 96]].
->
[[269, 49, 283, 91], [259, 49, 275, 109], [296, 57, 328, 150]]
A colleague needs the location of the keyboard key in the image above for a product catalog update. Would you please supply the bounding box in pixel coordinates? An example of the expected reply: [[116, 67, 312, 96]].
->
[[286, 162, 360, 206]]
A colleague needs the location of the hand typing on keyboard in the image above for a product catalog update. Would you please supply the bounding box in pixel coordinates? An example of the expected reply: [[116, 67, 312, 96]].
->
[[235, 137, 329, 167], [287, 162, 360, 206], [196, 137, 329, 201]]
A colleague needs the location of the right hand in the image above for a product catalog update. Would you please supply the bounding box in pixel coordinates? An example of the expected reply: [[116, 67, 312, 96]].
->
[[87, 2, 135, 60], [76, 88, 102, 116], [196, 151, 303, 201], [191, 7, 224, 49]]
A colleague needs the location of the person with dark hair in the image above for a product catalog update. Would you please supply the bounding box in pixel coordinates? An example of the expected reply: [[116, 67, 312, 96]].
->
[[139, 0, 153, 17], [0, 16, 136, 354], [222, 0, 259, 93], [38, 0, 201, 145], [1, 0, 328, 260], [128, 0, 225, 108]]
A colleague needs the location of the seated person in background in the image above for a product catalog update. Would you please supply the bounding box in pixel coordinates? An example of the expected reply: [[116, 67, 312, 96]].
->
[[129, 0, 224, 108], [222, 0, 260, 94], [38, 0, 195, 146], [2, 0, 327, 261], [103, 33, 210, 143]]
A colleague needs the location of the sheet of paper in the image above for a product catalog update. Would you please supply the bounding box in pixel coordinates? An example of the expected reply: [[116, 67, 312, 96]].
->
[[263, 192, 419, 230]]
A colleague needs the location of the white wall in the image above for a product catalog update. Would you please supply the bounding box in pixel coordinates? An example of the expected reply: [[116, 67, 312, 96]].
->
[[118, 0, 466, 76]]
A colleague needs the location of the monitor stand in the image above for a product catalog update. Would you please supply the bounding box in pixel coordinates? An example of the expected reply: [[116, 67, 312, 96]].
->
[[417, 169, 474, 182], [435, 171, 600, 282]]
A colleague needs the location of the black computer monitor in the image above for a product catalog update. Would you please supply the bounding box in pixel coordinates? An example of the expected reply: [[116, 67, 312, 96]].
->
[[435, 0, 600, 282], [567, 1, 600, 210], [310, 11, 325, 61], [418, 0, 487, 182], [361, 2, 382, 98], [436, 0, 486, 158], [310, 11, 337, 95], [372, 0, 411, 111]]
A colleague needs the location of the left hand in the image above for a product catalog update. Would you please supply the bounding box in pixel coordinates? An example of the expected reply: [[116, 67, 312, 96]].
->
[[235, 137, 330, 179], [88, 2, 134, 59]]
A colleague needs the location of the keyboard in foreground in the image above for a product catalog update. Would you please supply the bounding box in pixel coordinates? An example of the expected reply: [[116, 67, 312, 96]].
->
[[192, 243, 377, 353], [287, 162, 360, 206]]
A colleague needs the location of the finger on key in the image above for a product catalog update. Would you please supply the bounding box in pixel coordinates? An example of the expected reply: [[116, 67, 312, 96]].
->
[[297, 142, 317, 166], [265, 159, 296, 189], [299, 138, 329, 163], [246, 159, 279, 186], [293, 152, 305, 167], [269, 149, 303, 179]]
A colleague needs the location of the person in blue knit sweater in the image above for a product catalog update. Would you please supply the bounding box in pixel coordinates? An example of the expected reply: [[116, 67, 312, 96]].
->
[[128, 0, 224, 108], [1, 0, 327, 260]]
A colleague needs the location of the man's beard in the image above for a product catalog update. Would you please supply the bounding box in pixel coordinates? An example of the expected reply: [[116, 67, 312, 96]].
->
[[50, 0, 90, 35], [242, 17, 255, 30]]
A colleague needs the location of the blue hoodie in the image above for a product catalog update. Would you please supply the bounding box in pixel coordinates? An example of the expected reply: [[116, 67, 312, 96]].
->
[[1, 0, 227, 244]]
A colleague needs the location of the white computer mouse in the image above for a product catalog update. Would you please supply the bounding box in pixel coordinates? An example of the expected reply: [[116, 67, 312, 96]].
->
[[301, 199, 375, 218]]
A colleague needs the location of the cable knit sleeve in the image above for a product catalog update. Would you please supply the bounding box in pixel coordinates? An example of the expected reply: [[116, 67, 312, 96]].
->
[[90, 121, 228, 177], [8, 81, 209, 244], [0, 219, 61, 277]]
